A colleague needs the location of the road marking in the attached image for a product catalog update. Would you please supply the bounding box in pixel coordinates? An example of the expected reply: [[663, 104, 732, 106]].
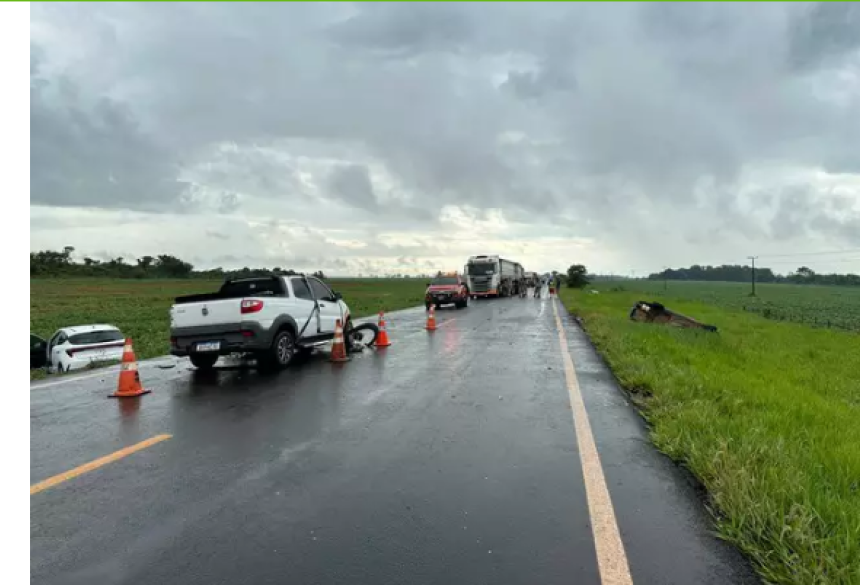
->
[[435, 318, 457, 329], [30, 368, 119, 390], [551, 299, 633, 585], [30, 434, 173, 495], [31, 357, 180, 390]]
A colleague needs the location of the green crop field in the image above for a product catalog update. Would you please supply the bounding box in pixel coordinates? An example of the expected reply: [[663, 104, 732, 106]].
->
[[561, 286, 860, 584], [612, 280, 860, 332], [30, 277, 427, 379]]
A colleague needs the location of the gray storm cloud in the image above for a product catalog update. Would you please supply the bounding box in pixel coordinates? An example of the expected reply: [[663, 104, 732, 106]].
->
[[29, 2, 860, 269]]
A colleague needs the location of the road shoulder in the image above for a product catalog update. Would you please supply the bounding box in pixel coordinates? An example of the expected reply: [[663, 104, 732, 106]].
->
[[556, 301, 759, 585]]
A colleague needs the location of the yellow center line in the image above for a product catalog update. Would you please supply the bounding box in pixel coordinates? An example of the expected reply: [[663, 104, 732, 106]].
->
[[30, 434, 173, 495], [551, 299, 634, 585]]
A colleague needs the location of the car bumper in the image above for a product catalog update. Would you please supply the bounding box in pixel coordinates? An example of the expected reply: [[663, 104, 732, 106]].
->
[[169, 323, 272, 356], [427, 294, 462, 304], [61, 349, 125, 372]]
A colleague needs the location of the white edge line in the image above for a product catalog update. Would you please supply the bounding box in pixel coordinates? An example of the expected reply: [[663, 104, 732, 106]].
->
[[30, 357, 179, 390], [552, 299, 634, 585]]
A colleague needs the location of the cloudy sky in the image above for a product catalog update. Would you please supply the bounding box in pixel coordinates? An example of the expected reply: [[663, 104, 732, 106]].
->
[[30, 2, 860, 276]]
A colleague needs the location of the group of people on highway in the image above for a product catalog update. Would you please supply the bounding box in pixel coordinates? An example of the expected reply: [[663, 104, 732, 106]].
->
[[514, 274, 563, 299]]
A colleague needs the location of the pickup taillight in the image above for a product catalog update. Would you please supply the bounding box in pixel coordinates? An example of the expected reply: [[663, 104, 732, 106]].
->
[[241, 299, 264, 314]]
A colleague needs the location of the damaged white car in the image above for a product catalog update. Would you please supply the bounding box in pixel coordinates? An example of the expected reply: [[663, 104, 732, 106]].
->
[[45, 325, 126, 373]]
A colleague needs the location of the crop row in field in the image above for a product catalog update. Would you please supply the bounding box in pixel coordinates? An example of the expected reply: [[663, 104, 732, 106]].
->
[[30, 278, 427, 378], [613, 280, 860, 331]]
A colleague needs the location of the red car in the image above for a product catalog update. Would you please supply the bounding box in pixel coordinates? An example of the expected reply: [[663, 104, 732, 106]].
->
[[425, 273, 469, 310]]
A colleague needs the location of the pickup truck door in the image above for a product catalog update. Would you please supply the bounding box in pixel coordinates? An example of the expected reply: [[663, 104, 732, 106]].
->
[[289, 277, 322, 337], [308, 277, 342, 335]]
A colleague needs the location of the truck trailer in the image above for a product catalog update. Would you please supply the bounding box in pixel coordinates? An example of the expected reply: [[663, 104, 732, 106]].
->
[[464, 255, 525, 298]]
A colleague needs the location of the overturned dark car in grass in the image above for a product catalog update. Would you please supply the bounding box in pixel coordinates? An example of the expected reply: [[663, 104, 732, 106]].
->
[[629, 301, 718, 332]]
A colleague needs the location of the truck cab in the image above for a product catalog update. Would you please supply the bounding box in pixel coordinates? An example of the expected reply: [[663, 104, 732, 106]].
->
[[425, 273, 469, 310], [464, 255, 524, 298]]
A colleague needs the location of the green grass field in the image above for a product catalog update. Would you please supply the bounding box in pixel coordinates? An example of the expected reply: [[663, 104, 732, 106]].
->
[[30, 278, 426, 379], [619, 280, 860, 331], [561, 284, 860, 585]]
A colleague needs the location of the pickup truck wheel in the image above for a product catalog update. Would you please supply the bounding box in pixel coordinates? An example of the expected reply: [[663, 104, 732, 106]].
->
[[190, 353, 218, 370], [267, 329, 296, 369]]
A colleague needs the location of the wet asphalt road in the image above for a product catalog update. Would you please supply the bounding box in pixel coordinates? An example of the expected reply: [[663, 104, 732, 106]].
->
[[31, 293, 758, 585]]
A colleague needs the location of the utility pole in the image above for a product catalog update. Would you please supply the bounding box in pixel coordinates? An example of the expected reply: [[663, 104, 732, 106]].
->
[[748, 256, 758, 297]]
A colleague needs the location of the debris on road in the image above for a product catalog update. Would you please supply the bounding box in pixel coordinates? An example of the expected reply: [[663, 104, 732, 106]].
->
[[347, 322, 381, 353], [629, 301, 718, 332]]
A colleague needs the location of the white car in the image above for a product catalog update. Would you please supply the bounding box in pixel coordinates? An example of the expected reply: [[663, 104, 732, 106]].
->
[[46, 324, 126, 373]]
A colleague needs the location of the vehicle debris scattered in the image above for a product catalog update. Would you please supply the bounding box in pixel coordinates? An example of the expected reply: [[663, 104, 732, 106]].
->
[[347, 322, 380, 352], [629, 301, 718, 332]]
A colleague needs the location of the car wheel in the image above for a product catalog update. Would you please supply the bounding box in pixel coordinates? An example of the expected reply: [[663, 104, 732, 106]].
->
[[189, 353, 218, 370], [267, 328, 296, 370]]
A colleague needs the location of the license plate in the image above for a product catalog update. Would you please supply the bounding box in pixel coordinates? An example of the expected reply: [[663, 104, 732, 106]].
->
[[195, 341, 221, 352]]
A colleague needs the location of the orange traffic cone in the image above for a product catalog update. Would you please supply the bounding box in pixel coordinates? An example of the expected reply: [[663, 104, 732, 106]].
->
[[109, 338, 151, 398], [376, 311, 392, 347], [330, 319, 350, 362], [426, 305, 437, 331]]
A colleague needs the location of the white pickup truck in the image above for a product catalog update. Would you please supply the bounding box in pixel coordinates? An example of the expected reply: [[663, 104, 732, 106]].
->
[[169, 274, 352, 370]]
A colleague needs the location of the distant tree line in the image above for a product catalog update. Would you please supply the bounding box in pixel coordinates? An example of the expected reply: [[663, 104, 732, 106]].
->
[[30, 247, 328, 281], [648, 264, 860, 286]]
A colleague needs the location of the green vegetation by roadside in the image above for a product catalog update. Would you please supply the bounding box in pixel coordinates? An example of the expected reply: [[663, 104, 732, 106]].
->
[[619, 279, 860, 332], [560, 286, 859, 585], [30, 278, 426, 379]]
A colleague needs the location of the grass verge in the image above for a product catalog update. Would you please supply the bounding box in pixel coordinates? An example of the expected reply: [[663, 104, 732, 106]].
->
[[560, 287, 860, 585], [31, 278, 426, 379]]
